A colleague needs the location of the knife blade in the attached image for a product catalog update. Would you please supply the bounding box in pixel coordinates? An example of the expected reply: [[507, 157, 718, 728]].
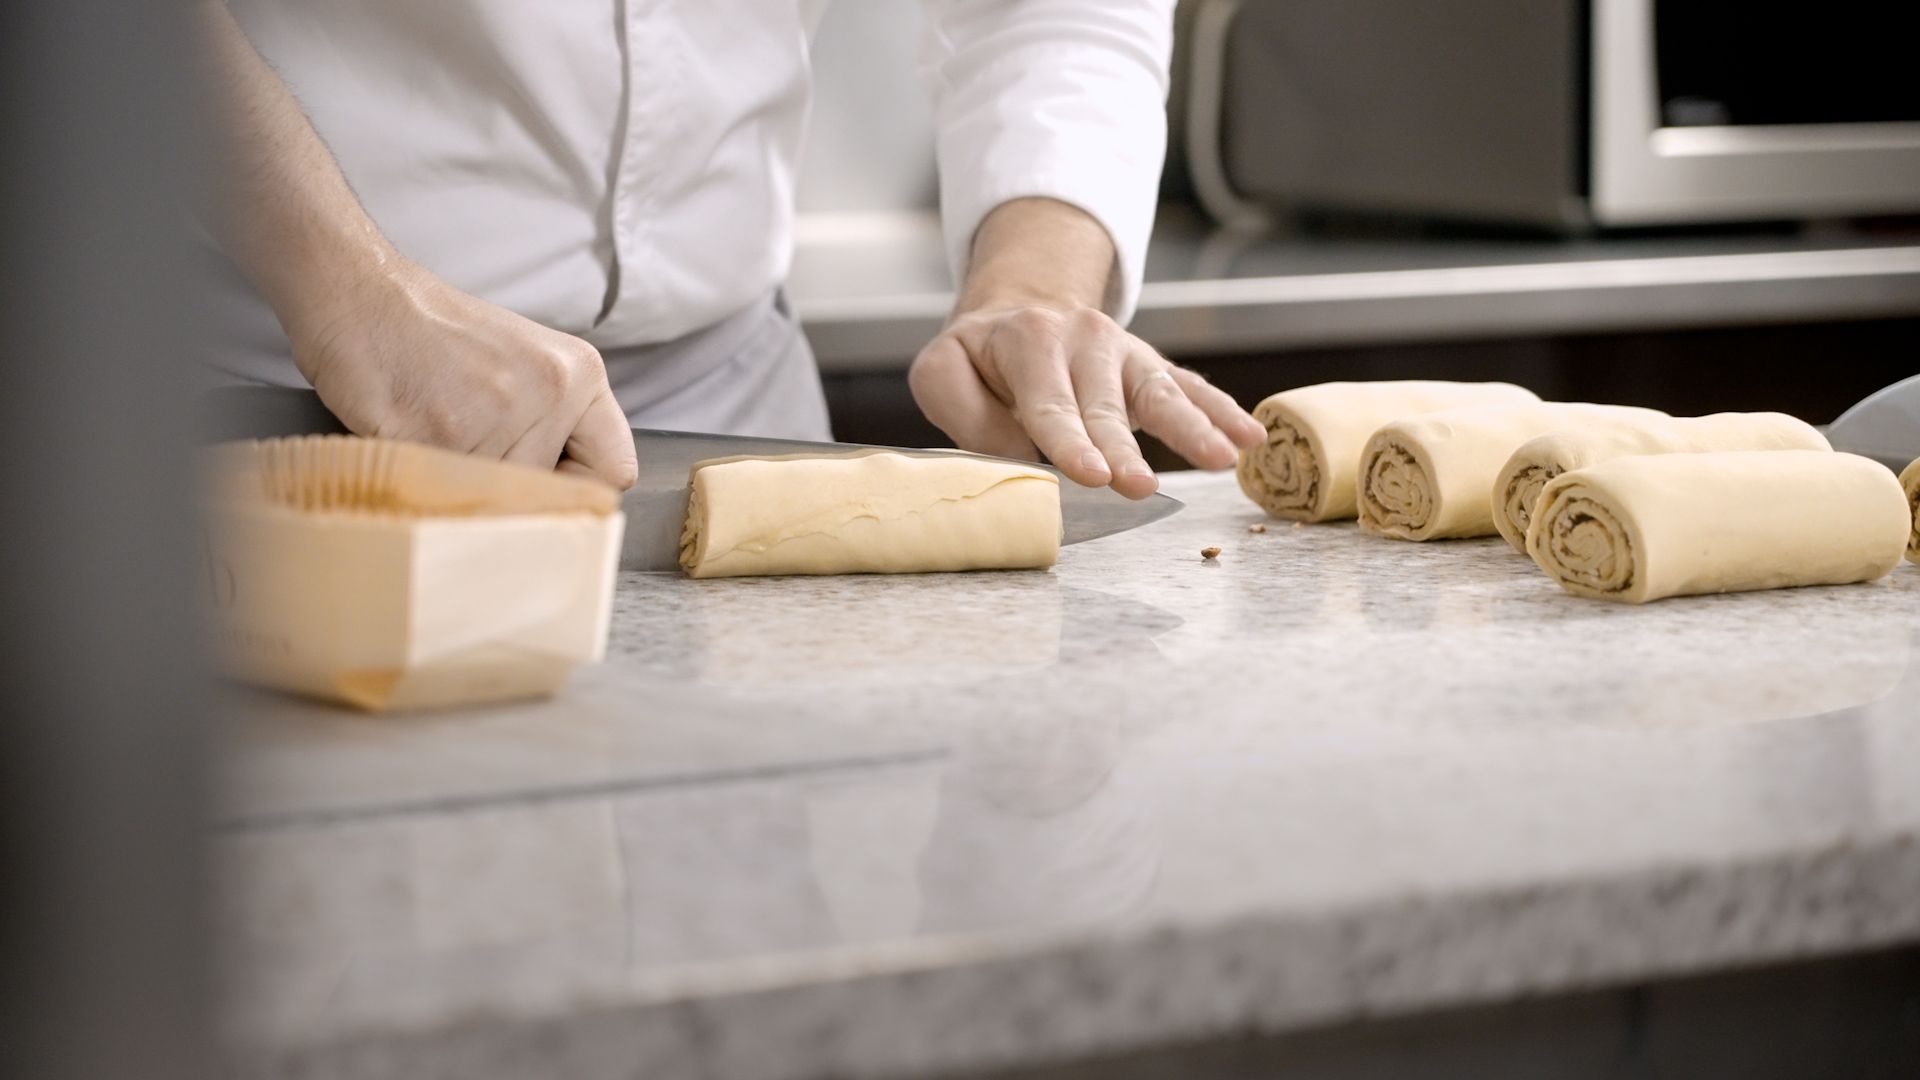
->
[[1824, 372, 1920, 474], [201, 386, 1184, 570], [621, 428, 1181, 570]]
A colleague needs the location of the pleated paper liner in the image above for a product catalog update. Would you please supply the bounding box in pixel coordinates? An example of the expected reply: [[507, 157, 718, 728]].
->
[[203, 435, 625, 712], [206, 433, 620, 517]]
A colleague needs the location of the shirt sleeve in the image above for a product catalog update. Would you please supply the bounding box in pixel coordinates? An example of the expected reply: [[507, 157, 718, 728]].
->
[[917, 0, 1174, 324]]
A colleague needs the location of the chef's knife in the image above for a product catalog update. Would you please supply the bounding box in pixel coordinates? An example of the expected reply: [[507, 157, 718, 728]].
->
[[619, 428, 1181, 570], [1824, 373, 1920, 474], [201, 386, 1184, 570]]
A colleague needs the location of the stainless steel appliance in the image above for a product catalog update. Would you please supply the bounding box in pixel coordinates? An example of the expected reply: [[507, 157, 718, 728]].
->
[[1185, 0, 1920, 229]]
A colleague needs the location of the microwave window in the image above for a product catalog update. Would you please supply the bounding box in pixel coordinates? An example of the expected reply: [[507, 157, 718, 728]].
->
[[1654, 1, 1920, 126]]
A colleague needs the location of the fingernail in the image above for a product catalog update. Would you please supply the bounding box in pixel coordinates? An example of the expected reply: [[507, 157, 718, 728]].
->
[[1123, 462, 1154, 480], [1078, 451, 1111, 476]]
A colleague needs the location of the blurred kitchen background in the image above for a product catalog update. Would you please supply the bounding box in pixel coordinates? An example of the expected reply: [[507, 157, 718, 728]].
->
[[799, 0, 1920, 466]]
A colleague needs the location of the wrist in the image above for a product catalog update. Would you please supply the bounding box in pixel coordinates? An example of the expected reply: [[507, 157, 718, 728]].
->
[[948, 292, 1095, 325], [255, 216, 412, 347], [953, 197, 1116, 322]]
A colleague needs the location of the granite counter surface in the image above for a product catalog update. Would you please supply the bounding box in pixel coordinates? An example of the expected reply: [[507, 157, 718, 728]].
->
[[221, 470, 1920, 1079]]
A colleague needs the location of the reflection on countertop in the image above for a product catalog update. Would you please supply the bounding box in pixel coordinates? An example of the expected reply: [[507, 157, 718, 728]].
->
[[221, 471, 1920, 1080]]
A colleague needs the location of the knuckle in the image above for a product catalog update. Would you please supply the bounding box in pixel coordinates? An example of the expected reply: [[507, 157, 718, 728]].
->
[[1010, 306, 1065, 338], [566, 337, 604, 368], [907, 353, 952, 406], [1068, 307, 1114, 336], [1135, 378, 1182, 413], [907, 344, 945, 381], [538, 346, 584, 393], [1020, 398, 1081, 425], [1082, 402, 1131, 429], [420, 403, 466, 447], [906, 362, 935, 404], [482, 368, 519, 408]]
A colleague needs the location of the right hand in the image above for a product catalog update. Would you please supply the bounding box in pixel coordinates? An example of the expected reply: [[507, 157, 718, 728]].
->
[[287, 260, 639, 490]]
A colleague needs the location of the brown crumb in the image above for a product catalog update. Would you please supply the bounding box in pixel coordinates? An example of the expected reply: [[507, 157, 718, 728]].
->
[[1247, 523, 1267, 534], [1291, 521, 1304, 530], [1201, 546, 1222, 560]]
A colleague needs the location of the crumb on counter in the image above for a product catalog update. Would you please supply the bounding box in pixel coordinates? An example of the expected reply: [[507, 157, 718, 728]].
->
[[1291, 522, 1304, 530], [1201, 546, 1222, 560], [1247, 523, 1267, 534]]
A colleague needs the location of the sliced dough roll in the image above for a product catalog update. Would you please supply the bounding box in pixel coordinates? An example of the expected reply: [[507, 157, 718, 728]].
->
[[1358, 403, 1666, 540], [680, 450, 1061, 578], [1902, 457, 1920, 564], [1492, 412, 1830, 553], [1235, 380, 1539, 522], [1527, 451, 1909, 603]]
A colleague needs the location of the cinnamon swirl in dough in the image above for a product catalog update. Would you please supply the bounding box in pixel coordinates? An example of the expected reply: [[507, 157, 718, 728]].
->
[[1526, 451, 1908, 603], [1902, 457, 1920, 564], [1236, 381, 1539, 522], [1493, 412, 1830, 553], [1357, 403, 1666, 540]]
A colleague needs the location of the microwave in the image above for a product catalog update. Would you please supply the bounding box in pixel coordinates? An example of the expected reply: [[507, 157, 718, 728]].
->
[[1185, 0, 1920, 229]]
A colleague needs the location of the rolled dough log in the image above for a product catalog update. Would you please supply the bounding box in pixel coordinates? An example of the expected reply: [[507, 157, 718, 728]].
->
[[1526, 451, 1909, 603], [1902, 457, 1920, 564], [1492, 412, 1830, 553], [680, 450, 1061, 578], [1235, 381, 1540, 522], [1358, 403, 1667, 540]]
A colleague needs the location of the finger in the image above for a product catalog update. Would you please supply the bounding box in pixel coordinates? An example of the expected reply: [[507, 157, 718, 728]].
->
[[498, 359, 583, 472], [1125, 346, 1239, 471], [1068, 337, 1157, 499], [561, 387, 638, 490], [908, 335, 1038, 461], [469, 399, 540, 460], [361, 359, 500, 456], [457, 361, 551, 460], [1170, 367, 1266, 450], [554, 458, 606, 482], [987, 315, 1111, 486], [501, 409, 574, 473]]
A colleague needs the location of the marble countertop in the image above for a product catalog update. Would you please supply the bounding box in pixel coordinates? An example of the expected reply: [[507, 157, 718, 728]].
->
[[220, 470, 1920, 1079]]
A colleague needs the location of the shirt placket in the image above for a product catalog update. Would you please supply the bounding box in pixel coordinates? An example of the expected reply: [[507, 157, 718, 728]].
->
[[598, 0, 677, 342]]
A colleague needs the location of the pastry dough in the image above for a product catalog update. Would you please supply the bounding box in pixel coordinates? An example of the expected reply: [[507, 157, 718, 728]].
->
[[1526, 451, 1909, 603], [1902, 457, 1920, 564], [1492, 412, 1830, 553], [1236, 381, 1539, 521], [1358, 403, 1666, 540], [680, 450, 1061, 578]]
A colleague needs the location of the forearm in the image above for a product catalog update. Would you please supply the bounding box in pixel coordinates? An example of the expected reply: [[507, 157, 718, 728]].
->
[[195, 0, 397, 340], [191, 2, 635, 487], [955, 197, 1117, 318], [920, 0, 1173, 323]]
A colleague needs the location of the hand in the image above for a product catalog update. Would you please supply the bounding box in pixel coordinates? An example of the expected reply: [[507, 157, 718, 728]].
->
[[909, 303, 1265, 499], [198, 6, 634, 490], [288, 260, 639, 490]]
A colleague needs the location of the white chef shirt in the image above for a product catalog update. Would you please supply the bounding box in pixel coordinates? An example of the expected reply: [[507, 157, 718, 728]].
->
[[217, 0, 1172, 359]]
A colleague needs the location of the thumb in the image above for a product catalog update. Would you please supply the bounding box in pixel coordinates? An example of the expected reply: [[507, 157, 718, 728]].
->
[[560, 387, 639, 490]]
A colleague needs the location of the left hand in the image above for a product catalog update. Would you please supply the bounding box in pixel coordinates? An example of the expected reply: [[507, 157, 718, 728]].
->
[[909, 303, 1266, 499]]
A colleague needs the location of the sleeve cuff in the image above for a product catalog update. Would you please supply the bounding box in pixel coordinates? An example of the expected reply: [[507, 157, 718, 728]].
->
[[928, 34, 1170, 326]]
